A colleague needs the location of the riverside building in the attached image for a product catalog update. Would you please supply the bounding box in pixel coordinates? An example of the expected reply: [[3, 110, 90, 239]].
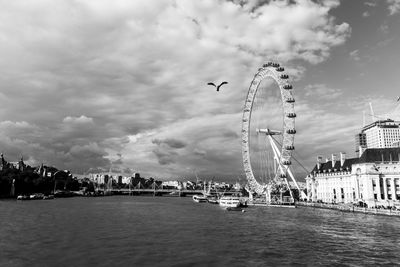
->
[[305, 148, 400, 208]]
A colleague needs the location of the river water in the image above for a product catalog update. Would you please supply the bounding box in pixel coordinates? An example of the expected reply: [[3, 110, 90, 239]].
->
[[0, 196, 399, 266]]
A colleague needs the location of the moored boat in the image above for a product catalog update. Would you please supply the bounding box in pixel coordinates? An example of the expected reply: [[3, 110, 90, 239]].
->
[[30, 193, 44, 200], [219, 196, 241, 208], [16, 195, 30, 200], [207, 196, 219, 204], [192, 195, 207, 203]]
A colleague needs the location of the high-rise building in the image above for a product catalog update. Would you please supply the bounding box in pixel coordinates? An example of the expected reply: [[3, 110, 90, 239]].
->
[[355, 119, 400, 153], [364, 119, 400, 148], [355, 132, 367, 154]]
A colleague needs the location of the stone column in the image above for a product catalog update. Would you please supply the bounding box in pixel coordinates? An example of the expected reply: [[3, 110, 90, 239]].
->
[[355, 175, 360, 200], [311, 180, 315, 202], [390, 178, 396, 201], [383, 177, 388, 201], [376, 177, 382, 201]]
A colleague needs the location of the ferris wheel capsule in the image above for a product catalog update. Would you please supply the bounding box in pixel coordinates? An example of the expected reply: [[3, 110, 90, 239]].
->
[[286, 129, 296, 134], [263, 62, 274, 67]]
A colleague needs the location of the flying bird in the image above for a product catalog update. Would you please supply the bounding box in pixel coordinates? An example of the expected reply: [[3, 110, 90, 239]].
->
[[207, 81, 228, 92]]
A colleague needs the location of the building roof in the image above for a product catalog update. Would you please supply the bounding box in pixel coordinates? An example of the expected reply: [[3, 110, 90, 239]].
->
[[311, 148, 400, 174], [311, 157, 357, 173], [358, 148, 400, 163], [361, 119, 399, 132]]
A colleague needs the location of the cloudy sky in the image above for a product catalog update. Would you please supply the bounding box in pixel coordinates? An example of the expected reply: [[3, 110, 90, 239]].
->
[[1, 0, 400, 181]]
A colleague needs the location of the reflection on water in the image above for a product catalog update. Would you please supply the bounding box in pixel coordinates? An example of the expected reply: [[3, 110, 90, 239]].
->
[[1, 196, 400, 266]]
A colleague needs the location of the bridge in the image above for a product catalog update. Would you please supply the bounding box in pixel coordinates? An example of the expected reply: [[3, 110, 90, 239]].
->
[[98, 188, 240, 197]]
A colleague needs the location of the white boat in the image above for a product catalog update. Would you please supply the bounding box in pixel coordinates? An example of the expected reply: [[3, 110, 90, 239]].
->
[[192, 195, 207, 203], [207, 196, 219, 204], [219, 196, 241, 208]]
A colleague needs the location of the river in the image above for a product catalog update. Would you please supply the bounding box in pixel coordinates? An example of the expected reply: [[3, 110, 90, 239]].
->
[[0, 196, 399, 266]]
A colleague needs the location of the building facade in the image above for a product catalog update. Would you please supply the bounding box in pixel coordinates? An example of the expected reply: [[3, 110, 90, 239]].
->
[[306, 148, 400, 208], [360, 119, 400, 149]]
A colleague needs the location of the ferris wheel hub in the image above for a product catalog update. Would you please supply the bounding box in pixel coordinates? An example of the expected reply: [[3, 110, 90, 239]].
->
[[256, 128, 282, 135]]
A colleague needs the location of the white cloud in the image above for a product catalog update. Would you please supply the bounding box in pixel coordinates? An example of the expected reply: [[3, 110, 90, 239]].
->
[[365, 2, 377, 7], [303, 84, 343, 99], [63, 115, 94, 124], [387, 0, 400, 15], [379, 23, 389, 34], [349, 49, 360, 61]]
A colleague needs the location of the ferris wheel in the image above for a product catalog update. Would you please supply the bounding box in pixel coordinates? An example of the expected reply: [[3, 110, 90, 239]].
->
[[241, 62, 305, 199]]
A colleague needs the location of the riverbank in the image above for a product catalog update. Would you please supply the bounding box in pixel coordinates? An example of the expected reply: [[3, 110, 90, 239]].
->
[[298, 201, 400, 217]]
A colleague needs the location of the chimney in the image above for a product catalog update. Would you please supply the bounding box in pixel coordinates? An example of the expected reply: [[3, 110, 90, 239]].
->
[[358, 146, 364, 158], [340, 152, 346, 167], [331, 154, 337, 168], [317, 156, 322, 170]]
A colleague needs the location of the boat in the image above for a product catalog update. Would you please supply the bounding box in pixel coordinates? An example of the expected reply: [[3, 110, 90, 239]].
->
[[207, 196, 219, 204], [219, 196, 241, 208], [16, 195, 30, 200], [30, 193, 44, 200], [192, 195, 207, 203]]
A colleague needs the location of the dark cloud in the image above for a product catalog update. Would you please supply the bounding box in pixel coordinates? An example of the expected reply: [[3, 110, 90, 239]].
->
[[152, 149, 178, 165], [193, 148, 206, 157], [222, 130, 239, 139], [152, 138, 187, 149]]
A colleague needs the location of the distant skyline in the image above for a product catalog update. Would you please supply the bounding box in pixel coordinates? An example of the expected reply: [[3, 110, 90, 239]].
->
[[1, 0, 400, 180]]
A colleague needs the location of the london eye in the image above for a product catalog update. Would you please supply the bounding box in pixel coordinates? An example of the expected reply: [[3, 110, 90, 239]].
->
[[241, 62, 306, 200]]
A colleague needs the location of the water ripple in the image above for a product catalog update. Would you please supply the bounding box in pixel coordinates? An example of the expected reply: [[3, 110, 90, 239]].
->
[[1, 197, 400, 266]]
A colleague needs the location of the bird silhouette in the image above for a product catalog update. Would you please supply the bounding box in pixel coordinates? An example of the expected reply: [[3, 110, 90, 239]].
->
[[207, 81, 228, 92]]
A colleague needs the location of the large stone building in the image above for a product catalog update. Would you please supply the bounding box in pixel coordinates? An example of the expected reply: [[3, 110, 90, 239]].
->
[[306, 148, 400, 208]]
